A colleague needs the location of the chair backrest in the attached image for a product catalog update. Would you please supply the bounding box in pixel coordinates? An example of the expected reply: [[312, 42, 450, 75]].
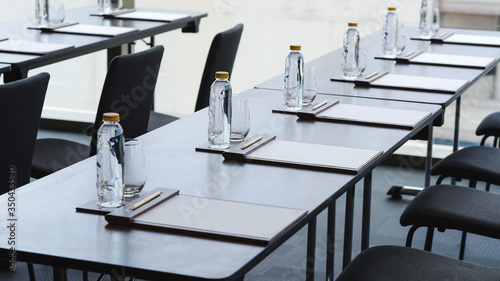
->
[[194, 23, 244, 112], [0, 72, 49, 194], [89, 45, 164, 156]]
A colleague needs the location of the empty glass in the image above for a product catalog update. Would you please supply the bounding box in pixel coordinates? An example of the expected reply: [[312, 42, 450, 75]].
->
[[98, 0, 112, 14], [48, 0, 65, 25], [358, 51, 367, 76], [230, 95, 250, 142], [124, 139, 146, 197], [397, 23, 407, 55], [432, 8, 440, 35], [303, 66, 317, 105]]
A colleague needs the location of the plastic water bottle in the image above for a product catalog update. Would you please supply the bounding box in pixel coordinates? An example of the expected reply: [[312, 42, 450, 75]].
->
[[208, 71, 232, 149], [382, 7, 399, 58], [96, 112, 125, 208], [342, 23, 360, 80], [34, 0, 49, 27], [419, 0, 434, 39], [284, 45, 304, 111]]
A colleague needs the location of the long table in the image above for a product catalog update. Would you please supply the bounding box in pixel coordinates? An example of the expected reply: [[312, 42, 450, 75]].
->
[[0, 6, 207, 82], [255, 27, 500, 187], [0, 88, 442, 281]]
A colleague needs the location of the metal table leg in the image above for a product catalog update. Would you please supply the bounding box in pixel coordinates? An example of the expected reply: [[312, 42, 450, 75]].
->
[[343, 187, 355, 269], [361, 172, 372, 251], [306, 218, 317, 281], [326, 202, 336, 281]]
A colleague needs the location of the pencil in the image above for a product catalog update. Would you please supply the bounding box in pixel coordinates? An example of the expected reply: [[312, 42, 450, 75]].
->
[[241, 136, 263, 150], [312, 100, 328, 111], [365, 71, 379, 80], [131, 191, 162, 210]]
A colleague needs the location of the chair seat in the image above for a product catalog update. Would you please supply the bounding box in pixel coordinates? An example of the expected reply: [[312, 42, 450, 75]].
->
[[336, 245, 500, 281], [148, 111, 179, 131], [31, 139, 90, 178], [400, 185, 500, 240], [430, 146, 500, 186], [476, 111, 500, 137]]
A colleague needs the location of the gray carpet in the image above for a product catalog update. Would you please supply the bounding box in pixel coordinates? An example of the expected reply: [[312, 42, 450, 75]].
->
[[2, 161, 500, 281]]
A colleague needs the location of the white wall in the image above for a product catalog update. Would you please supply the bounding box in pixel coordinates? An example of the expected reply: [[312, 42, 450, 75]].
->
[[0, 0, 421, 122]]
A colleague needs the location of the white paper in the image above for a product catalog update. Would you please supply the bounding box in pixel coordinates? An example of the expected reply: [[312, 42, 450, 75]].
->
[[115, 11, 190, 22], [411, 53, 495, 68], [136, 195, 306, 241], [55, 24, 138, 37], [0, 39, 74, 55], [248, 140, 381, 172], [372, 74, 468, 93], [318, 103, 431, 129], [445, 34, 500, 47]]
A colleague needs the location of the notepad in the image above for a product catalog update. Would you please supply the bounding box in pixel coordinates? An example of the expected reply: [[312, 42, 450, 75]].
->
[[223, 136, 383, 174], [376, 51, 496, 69], [113, 11, 190, 22], [0, 39, 74, 55], [371, 74, 468, 94], [444, 34, 500, 47], [105, 187, 308, 245], [48, 24, 139, 37], [412, 32, 500, 47], [410, 53, 496, 68], [305, 103, 431, 130]]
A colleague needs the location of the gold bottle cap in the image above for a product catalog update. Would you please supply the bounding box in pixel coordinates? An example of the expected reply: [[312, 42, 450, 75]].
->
[[348, 23, 358, 27], [388, 7, 396, 11], [290, 45, 301, 51], [215, 71, 229, 79], [103, 112, 120, 122]]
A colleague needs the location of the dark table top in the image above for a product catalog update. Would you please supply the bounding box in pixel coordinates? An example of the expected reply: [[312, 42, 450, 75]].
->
[[0, 88, 441, 280], [0, 5, 207, 80], [256, 27, 500, 108]]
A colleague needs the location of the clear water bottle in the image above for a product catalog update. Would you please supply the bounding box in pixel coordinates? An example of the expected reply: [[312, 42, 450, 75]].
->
[[284, 45, 304, 111], [342, 23, 360, 80], [208, 71, 232, 149], [34, 0, 49, 27], [96, 112, 125, 208], [382, 7, 399, 58], [419, 0, 434, 39]]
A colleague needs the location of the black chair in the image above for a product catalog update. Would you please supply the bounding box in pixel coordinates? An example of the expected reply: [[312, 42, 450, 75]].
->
[[430, 111, 500, 191], [31, 46, 164, 178], [0, 73, 50, 194], [148, 23, 244, 131], [400, 184, 500, 260], [336, 245, 500, 281], [420, 111, 500, 259], [0, 72, 49, 274]]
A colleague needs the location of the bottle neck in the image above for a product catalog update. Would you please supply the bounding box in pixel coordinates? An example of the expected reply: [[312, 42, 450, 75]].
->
[[103, 120, 120, 125], [215, 78, 229, 82]]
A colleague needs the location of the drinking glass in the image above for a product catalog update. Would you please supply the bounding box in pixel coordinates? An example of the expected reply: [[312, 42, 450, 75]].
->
[[98, 0, 111, 14], [303, 65, 317, 105], [48, 0, 65, 25], [432, 8, 440, 36], [231, 95, 250, 142], [357, 51, 367, 76], [397, 23, 407, 55], [124, 139, 146, 197]]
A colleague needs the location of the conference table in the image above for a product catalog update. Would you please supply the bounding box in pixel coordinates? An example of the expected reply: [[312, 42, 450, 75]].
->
[[0, 5, 207, 82], [0, 88, 441, 281], [1, 25, 499, 281], [256, 26, 500, 187]]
